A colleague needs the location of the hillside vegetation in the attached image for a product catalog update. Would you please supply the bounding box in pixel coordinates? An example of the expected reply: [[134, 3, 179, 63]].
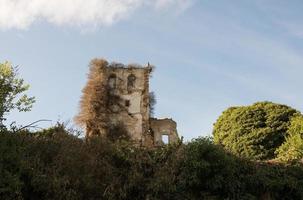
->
[[1, 61, 303, 199], [1, 126, 303, 200], [213, 102, 303, 162]]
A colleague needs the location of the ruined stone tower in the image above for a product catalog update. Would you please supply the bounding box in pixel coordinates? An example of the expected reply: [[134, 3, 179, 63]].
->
[[105, 62, 152, 144], [76, 59, 179, 146]]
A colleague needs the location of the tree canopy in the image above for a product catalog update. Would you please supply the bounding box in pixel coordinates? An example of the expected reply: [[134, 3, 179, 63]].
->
[[213, 102, 300, 160], [0, 62, 35, 127], [276, 116, 303, 162]]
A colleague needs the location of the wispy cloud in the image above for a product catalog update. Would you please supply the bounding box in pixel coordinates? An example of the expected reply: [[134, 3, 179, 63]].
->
[[0, 0, 193, 30]]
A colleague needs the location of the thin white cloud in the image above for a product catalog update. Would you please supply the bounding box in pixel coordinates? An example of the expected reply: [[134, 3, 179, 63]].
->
[[0, 0, 193, 30]]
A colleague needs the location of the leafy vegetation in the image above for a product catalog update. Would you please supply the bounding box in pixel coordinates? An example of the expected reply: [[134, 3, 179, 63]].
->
[[1, 128, 303, 200], [276, 116, 303, 162], [213, 102, 300, 160], [0, 62, 35, 127], [2, 61, 303, 199]]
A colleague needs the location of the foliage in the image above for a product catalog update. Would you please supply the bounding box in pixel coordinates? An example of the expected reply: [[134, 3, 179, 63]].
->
[[107, 123, 130, 142], [276, 116, 303, 163], [178, 137, 261, 199], [0, 61, 35, 126], [74, 59, 109, 135], [1, 126, 303, 199], [213, 102, 300, 160], [179, 138, 303, 199]]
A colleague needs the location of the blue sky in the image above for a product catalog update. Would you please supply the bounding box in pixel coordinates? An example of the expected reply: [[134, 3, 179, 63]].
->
[[1, 0, 303, 140]]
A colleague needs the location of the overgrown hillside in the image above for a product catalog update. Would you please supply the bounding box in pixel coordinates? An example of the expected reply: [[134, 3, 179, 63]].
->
[[1, 125, 303, 200]]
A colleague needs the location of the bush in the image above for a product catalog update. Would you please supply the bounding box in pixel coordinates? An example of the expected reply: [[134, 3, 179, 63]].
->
[[276, 116, 303, 163], [179, 138, 303, 199], [2, 125, 303, 199], [213, 102, 300, 160], [178, 137, 256, 199], [0, 125, 183, 200]]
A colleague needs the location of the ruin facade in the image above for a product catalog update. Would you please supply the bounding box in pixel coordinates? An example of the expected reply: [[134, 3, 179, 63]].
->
[[76, 59, 179, 147]]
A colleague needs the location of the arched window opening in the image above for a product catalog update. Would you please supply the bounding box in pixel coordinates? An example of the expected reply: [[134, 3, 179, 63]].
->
[[108, 74, 117, 89], [127, 74, 136, 90]]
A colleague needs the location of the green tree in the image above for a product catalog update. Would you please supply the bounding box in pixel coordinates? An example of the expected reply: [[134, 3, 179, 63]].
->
[[0, 61, 35, 127], [213, 102, 300, 160], [276, 116, 303, 162]]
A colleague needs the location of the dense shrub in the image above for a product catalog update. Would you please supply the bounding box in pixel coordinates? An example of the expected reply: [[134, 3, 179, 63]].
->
[[0, 126, 182, 200], [1, 126, 303, 199], [178, 138, 303, 199], [276, 116, 303, 163], [178, 137, 248, 199], [213, 102, 300, 160]]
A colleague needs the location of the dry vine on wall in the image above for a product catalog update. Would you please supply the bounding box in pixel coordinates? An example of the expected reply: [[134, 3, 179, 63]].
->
[[75, 59, 110, 136]]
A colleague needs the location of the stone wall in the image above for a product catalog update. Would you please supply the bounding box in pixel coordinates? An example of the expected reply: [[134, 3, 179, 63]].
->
[[150, 118, 179, 146], [77, 59, 179, 147], [105, 63, 152, 143]]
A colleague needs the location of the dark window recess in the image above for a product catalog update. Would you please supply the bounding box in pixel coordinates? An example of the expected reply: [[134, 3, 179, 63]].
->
[[125, 100, 130, 107], [127, 74, 136, 89]]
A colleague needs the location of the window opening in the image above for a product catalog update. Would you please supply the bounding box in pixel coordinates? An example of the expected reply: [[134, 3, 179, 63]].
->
[[127, 74, 136, 89], [162, 134, 169, 144], [125, 100, 130, 107]]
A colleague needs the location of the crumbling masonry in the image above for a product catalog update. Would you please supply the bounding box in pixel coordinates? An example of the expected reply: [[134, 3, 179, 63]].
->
[[75, 59, 179, 147]]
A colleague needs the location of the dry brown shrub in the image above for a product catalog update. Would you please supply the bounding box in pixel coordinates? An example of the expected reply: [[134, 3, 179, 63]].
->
[[74, 58, 109, 136]]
